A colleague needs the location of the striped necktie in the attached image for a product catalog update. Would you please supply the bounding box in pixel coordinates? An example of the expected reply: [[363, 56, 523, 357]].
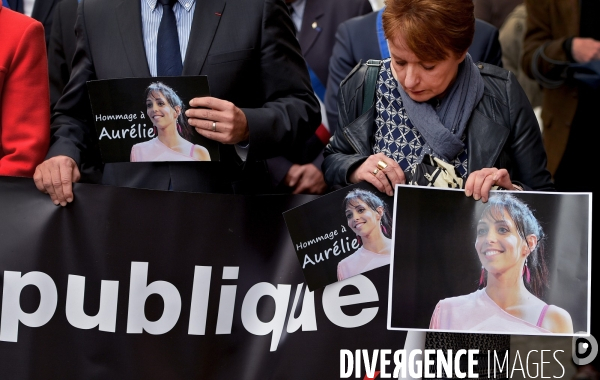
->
[[156, 0, 183, 76]]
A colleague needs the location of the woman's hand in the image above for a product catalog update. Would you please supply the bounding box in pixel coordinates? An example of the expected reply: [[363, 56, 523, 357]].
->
[[465, 167, 514, 202], [571, 37, 600, 63], [349, 153, 405, 196]]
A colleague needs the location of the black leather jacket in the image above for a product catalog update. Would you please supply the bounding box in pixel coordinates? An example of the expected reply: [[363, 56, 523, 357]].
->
[[323, 61, 554, 191]]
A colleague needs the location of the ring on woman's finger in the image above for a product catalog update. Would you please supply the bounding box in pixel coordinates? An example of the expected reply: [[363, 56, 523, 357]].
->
[[377, 160, 388, 171], [212, 121, 217, 132], [372, 168, 379, 175]]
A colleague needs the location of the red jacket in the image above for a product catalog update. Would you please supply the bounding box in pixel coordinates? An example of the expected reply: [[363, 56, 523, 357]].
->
[[0, 4, 50, 177]]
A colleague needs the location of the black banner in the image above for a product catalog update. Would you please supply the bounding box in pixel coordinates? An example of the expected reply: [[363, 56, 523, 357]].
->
[[0, 177, 406, 379]]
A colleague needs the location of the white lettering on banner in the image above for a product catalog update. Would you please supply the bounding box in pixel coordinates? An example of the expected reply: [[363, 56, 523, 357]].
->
[[0, 265, 379, 352], [126, 262, 182, 335], [286, 283, 317, 333], [65, 275, 119, 332], [216, 267, 238, 335], [322, 275, 379, 328], [241, 283, 291, 351], [0, 271, 58, 342], [188, 266, 211, 335]]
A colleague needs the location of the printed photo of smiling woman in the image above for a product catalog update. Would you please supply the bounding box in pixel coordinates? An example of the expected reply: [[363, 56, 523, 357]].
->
[[130, 82, 211, 162], [337, 188, 393, 281], [429, 193, 574, 334]]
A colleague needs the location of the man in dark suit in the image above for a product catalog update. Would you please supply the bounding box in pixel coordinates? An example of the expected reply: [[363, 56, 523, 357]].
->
[[47, 0, 77, 111], [268, 0, 371, 194], [47, 0, 103, 184], [324, 10, 503, 134], [34, 0, 320, 205], [7, 0, 58, 48]]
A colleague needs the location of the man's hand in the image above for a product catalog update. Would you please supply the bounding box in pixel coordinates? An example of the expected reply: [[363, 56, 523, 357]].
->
[[284, 164, 328, 194], [33, 156, 81, 206], [186, 97, 249, 144], [348, 153, 405, 196], [572, 37, 600, 63], [465, 167, 514, 202]]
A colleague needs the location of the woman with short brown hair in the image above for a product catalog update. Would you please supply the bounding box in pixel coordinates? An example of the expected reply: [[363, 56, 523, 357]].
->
[[323, 0, 553, 375]]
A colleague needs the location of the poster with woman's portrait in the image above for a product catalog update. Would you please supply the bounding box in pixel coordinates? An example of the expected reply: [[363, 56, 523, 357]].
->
[[283, 182, 395, 291], [387, 186, 591, 336], [87, 76, 219, 163]]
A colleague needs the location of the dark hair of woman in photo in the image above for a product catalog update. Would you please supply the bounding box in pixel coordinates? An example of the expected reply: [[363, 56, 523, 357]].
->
[[130, 82, 210, 162], [337, 188, 392, 281], [322, 0, 554, 375], [430, 193, 573, 334]]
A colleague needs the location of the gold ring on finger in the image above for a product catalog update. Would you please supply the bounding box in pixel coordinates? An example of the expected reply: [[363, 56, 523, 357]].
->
[[377, 160, 388, 171], [372, 168, 379, 175], [212, 121, 217, 132]]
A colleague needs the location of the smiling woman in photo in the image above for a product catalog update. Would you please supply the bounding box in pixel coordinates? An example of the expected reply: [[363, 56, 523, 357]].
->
[[130, 82, 210, 162], [337, 188, 393, 281], [430, 193, 573, 333]]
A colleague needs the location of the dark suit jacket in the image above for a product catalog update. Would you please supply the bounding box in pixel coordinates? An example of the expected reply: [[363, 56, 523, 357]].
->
[[8, 0, 58, 48], [48, 0, 77, 111], [324, 11, 503, 135], [298, 0, 372, 86], [267, 0, 371, 190], [48, 0, 102, 184], [47, 0, 320, 194]]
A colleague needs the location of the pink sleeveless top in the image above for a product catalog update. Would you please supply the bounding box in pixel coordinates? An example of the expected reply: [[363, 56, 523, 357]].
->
[[429, 289, 551, 334], [130, 138, 203, 162], [337, 246, 390, 281]]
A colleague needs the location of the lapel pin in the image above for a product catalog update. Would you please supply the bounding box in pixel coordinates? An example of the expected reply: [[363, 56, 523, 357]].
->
[[312, 21, 317, 29], [215, 12, 222, 16]]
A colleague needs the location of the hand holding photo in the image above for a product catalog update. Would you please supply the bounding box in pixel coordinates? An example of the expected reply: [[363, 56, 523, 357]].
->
[[387, 186, 590, 336], [131, 82, 211, 162], [284, 182, 394, 291], [338, 188, 393, 281], [87, 76, 219, 163]]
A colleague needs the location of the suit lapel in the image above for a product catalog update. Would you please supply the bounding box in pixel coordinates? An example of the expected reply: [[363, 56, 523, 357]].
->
[[182, 0, 226, 75], [31, 0, 56, 24], [116, 0, 151, 77], [298, 0, 323, 56]]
